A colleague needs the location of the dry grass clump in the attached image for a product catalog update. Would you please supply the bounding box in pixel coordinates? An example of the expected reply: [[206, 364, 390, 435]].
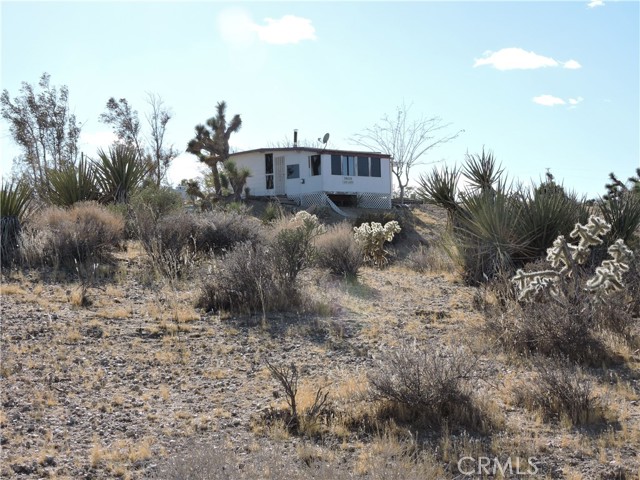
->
[[315, 222, 363, 278], [197, 242, 295, 315], [19, 201, 124, 269], [513, 358, 611, 427], [404, 242, 455, 273], [368, 343, 494, 433], [152, 438, 444, 480]]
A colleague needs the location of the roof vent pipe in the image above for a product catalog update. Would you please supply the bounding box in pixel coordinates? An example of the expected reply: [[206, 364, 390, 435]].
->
[[293, 129, 298, 148]]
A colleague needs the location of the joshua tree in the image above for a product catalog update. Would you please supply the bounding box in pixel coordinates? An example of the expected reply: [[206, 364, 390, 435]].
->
[[186, 101, 242, 196]]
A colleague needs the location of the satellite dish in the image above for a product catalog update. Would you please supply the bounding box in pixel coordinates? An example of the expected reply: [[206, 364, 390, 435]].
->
[[322, 133, 330, 144]]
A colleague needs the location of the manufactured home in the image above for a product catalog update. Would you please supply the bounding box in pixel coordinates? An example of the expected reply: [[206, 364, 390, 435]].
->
[[230, 147, 393, 209]]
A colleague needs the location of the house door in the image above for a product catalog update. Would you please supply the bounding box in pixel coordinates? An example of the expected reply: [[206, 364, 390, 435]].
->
[[274, 156, 285, 195]]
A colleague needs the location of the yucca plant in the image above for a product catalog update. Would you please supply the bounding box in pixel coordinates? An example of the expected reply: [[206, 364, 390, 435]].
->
[[517, 186, 589, 260], [415, 164, 460, 220], [461, 147, 504, 194], [46, 155, 101, 206], [598, 191, 640, 250], [1, 179, 32, 267], [455, 185, 528, 284], [95, 144, 148, 204]]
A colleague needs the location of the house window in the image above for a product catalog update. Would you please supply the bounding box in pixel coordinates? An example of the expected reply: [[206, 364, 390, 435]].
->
[[331, 155, 341, 175], [371, 157, 381, 177], [357, 156, 369, 177], [342, 156, 355, 176], [309, 155, 321, 176], [265, 153, 274, 189], [287, 164, 300, 179]]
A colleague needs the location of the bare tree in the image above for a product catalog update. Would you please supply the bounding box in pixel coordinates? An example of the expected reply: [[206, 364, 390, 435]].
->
[[99, 94, 177, 186], [1, 73, 81, 194], [145, 93, 178, 186], [351, 102, 464, 204]]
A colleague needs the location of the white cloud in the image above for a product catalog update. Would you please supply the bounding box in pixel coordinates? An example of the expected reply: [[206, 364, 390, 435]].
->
[[254, 15, 316, 45], [533, 95, 584, 107], [533, 95, 566, 106], [474, 48, 581, 71], [563, 59, 582, 69], [217, 9, 316, 47], [474, 48, 559, 70], [587, 0, 605, 8]]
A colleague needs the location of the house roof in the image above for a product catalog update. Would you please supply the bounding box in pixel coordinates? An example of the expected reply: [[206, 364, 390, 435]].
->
[[229, 147, 392, 159]]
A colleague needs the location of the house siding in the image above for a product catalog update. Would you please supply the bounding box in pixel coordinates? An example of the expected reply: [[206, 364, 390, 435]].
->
[[231, 148, 392, 208]]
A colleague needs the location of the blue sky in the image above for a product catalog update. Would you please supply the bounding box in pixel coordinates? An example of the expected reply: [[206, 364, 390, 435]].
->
[[1, 1, 638, 197]]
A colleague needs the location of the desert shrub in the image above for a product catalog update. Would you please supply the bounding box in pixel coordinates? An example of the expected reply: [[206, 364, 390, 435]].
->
[[270, 211, 325, 288], [262, 201, 284, 223], [315, 222, 363, 278], [137, 210, 263, 278], [486, 297, 609, 364], [353, 220, 401, 268], [368, 344, 489, 431], [194, 210, 263, 253], [514, 358, 608, 426], [20, 202, 124, 270], [197, 214, 322, 314], [1, 179, 31, 268], [121, 185, 183, 239], [131, 185, 183, 217], [197, 242, 293, 314], [404, 241, 455, 273]]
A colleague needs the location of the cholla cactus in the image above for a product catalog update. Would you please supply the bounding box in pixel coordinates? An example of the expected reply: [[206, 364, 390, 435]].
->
[[512, 269, 562, 301], [353, 220, 401, 267], [513, 216, 634, 302], [291, 210, 326, 235], [585, 239, 634, 295]]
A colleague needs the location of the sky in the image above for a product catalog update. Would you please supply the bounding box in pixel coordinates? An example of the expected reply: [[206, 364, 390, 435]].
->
[[1, 0, 638, 198]]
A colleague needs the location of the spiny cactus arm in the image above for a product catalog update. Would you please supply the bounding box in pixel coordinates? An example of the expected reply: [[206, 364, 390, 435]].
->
[[608, 239, 634, 264], [547, 236, 575, 273], [586, 215, 612, 238], [585, 267, 624, 294], [600, 259, 629, 275], [513, 270, 562, 301]]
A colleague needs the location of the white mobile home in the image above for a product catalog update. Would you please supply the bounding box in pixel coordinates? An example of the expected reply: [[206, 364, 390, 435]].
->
[[230, 147, 393, 209]]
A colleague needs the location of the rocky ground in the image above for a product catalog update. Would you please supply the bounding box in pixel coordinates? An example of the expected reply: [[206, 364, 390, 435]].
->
[[1, 206, 639, 479]]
